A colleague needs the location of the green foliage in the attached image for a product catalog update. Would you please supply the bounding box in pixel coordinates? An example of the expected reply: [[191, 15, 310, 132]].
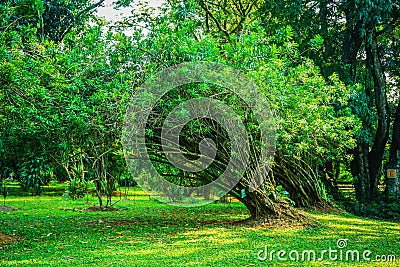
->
[[117, 172, 137, 187], [18, 158, 52, 195], [117, 5, 361, 206], [135, 10, 360, 163], [1, 0, 104, 42], [310, 34, 324, 50], [0, 2, 134, 205], [0, 0, 361, 207], [274, 185, 295, 206], [65, 177, 93, 200], [0, 0, 387, 209]]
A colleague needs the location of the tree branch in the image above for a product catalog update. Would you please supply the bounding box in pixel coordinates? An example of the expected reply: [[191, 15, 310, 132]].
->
[[59, 0, 106, 41], [198, 0, 230, 38]]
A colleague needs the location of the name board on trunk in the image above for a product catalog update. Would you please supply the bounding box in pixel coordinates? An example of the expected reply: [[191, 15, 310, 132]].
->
[[387, 169, 397, 179]]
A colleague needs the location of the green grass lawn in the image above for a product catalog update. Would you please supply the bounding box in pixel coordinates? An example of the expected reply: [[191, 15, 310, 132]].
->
[[0, 184, 399, 266]]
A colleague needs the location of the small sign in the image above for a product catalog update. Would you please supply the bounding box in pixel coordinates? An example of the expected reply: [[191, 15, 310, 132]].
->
[[241, 188, 246, 198], [387, 169, 397, 179]]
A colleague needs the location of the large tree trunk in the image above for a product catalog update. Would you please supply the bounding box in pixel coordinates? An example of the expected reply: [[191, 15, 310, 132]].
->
[[349, 26, 390, 203], [238, 189, 311, 226], [344, 4, 372, 203], [343, 3, 391, 203], [385, 102, 400, 200], [241, 190, 278, 218], [232, 165, 314, 226], [231, 160, 327, 226], [365, 30, 391, 200]]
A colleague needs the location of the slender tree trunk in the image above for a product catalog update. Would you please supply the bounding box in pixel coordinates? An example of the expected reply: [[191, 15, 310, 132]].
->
[[94, 179, 103, 207], [351, 142, 371, 202], [320, 160, 344, 201], [350, 26, 390, 203]]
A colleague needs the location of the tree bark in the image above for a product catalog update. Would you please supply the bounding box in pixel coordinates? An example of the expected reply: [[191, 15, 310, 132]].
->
[[233, 166, 313, 225], [350, 142, 370, 202], [237, 186, 311, 226], [365, 30, 391, 200], [241, 190, 278, 218], [349, 23, 390, 203]]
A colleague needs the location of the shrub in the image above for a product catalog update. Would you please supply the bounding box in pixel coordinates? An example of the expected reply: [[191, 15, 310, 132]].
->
[[19, 158, 52, 195]]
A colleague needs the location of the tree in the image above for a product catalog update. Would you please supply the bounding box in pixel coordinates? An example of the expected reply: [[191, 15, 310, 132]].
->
[[386, 103, 400, 199], [0, 1, 135, 204], [254, 0, 400, 204], [341, 0, 399, 202], [120, 2, 359, 222]]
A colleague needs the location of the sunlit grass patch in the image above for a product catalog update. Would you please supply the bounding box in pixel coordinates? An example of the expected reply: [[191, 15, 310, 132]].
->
[[0, 185, 399, 266]]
